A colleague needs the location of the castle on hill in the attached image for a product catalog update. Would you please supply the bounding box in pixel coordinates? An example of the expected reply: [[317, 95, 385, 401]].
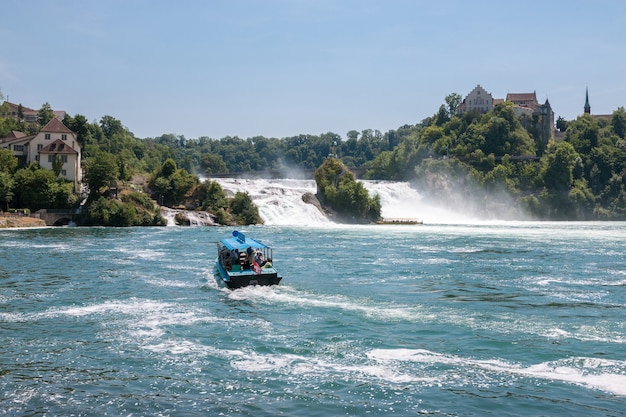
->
[[455, 84, 611, 147], [456, 84, 555, 146]]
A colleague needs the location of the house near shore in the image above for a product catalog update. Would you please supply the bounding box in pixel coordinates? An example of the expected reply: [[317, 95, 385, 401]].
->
[[0, 118, 82, 191]]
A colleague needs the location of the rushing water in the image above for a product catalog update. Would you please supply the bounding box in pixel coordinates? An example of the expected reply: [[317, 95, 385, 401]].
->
[[1, 181, 626, 416]]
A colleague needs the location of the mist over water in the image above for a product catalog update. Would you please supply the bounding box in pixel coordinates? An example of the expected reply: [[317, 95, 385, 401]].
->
[[212, 178, 475, 225]]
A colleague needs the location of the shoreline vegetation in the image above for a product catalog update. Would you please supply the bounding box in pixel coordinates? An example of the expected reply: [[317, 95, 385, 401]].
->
[[2, 94, 626, 227]]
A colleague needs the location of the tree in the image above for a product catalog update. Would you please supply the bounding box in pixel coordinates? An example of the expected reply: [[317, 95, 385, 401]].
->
[[13, 165, 56, 210], [0, 171, 14, 211], [541, 141, 579, 191], [84, 152, 119, 196], [63, 114, 97, 149], [556, 116, 569, 132], [49, 179, 77, 209], [0, 109, 21, 137], [435, 105, 449, 126], [201, 153, 227, 174], [0, 148, 18, 174], [100, 115, 125, 138], [314, 158, 381, 222], [477, 103, 536, 157], [229, 191, 261, 224], [81, 197, 137, 227], [612, 107, 626, 139], [160, 158, 177, 177], [51, 155, 63, 178], [199, 180, 227, 212], [566, 115, 599, 154], [37, 102, 55, 126], [445, 92, 462, 117], [149, 158, 198, 206]]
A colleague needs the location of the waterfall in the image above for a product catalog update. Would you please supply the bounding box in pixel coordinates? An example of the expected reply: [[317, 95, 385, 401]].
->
[[160, 207, 217, 226], [210, 178, 473, 225], [210, 178, 329, 226]]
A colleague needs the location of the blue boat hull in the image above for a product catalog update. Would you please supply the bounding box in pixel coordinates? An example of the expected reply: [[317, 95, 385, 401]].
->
[[215, 261, 282, 289], [215, 230, 282, 289]]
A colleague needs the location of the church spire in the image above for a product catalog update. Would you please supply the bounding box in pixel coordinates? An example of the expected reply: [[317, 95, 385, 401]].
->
[[584, 86, 591, 114]]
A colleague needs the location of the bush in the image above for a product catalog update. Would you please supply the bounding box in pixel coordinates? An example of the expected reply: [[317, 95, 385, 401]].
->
[[314, 158, 381, 223], [121, 191, 155, 210], [149, 159, 199, 206], [229, 192, 261, 225], [78, 196, 165, 226], [198, 180, 227, 212]]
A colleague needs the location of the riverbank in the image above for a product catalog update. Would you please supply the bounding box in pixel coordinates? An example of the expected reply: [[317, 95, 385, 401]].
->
[[0, 215, 47, 228]]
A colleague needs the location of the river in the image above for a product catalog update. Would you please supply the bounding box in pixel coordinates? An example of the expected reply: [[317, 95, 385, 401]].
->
[[1, 179, 625, 416]]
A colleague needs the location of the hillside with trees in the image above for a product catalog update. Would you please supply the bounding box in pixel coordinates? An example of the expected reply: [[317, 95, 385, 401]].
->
[[365, 102, 626, 220], [2, 86, 626, 223]]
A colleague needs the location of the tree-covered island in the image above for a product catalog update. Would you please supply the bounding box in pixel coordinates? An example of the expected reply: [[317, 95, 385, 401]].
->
[[1, 86, 625, 226]]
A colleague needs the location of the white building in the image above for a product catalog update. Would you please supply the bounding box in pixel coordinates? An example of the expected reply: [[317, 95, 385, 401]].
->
[[1, 118, 82, 191], [457, 84, 494, 114]]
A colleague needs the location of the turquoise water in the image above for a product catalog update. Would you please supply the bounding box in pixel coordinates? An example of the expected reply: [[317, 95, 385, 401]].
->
[[1, 223, 625, 416]]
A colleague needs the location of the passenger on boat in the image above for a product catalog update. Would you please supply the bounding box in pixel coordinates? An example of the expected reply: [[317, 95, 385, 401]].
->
[[221, 248, 232, 270], [255, 251, 265, 266], [246, 247, 255, 263], [240, 251, 250, 269]]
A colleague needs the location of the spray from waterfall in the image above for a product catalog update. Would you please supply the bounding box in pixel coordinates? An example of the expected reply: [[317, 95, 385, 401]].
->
[[210, 178, 474, 226]]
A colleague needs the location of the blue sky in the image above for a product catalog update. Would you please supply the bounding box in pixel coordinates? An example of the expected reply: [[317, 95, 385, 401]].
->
[[2, 0, 625, 140]]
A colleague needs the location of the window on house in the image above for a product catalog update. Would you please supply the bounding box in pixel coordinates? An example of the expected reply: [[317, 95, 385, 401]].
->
[[62, 134, 67, 141], [45, 133, 51, 140], [35, 155, 39, 161], [48, 155, 54, 163], [13, 145, 24, 151], [61, 155, 67, 163], [37, 144, 43, 150], [61, 170, 67, 177]]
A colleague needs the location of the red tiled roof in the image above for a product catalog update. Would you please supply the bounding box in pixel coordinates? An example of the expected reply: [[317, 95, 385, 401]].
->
[[3, 101, 66, 121], [39, 139, 78, 154], [1, 134, 35, 144], [506, 92, 537, 102], [41, 117, 74, 134], [3, 130, 27, 140], [4, 101, 36, 113]]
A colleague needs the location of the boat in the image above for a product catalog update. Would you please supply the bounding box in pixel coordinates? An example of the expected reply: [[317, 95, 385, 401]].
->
[[215, 230, 282, 289], [377, 217, 423, 225]]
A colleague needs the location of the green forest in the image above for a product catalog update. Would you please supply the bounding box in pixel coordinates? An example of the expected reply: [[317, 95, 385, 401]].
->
[[1, 90, 626, 223]]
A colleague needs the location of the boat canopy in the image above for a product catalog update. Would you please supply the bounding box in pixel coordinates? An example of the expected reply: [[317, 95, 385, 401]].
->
[[218, 230, 269, 251]]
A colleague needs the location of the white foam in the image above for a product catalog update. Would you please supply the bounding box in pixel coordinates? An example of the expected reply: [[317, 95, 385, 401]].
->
[[210, 178, 480, 225], [362, 180, 474, 224], [229, 350, 424, 384], [224, 286, 625, 344], [367, 348, 626, 396], [211, 178, 329, 226], [143, 277, 198, 288]]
